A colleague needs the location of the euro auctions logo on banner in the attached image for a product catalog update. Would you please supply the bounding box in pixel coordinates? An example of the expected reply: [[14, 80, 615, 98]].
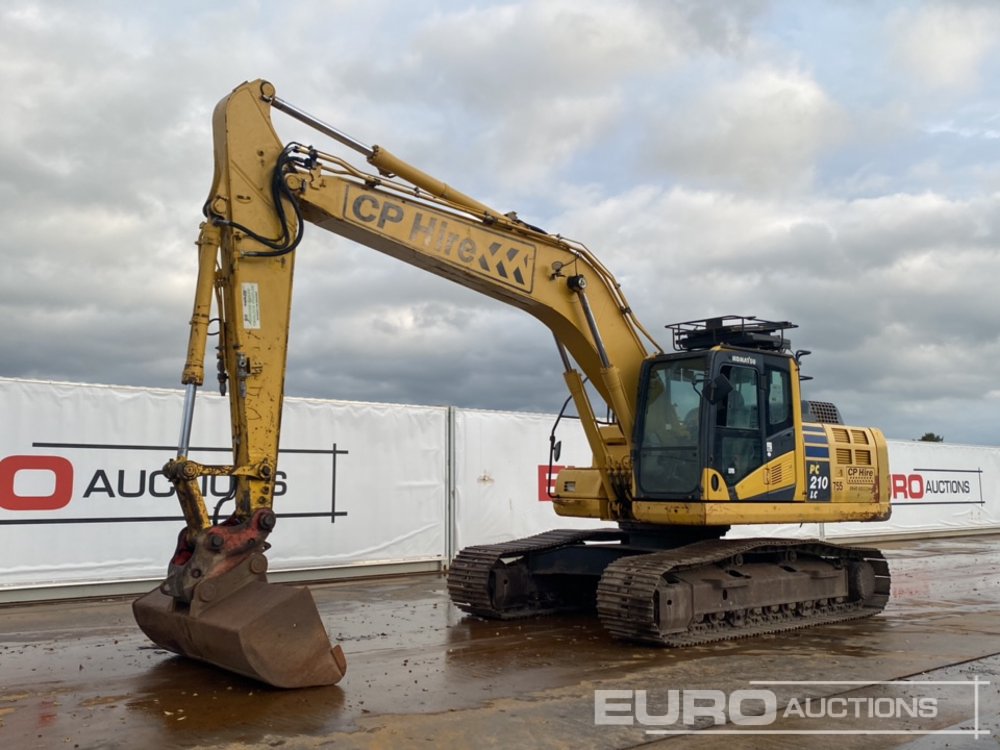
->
[[0, 448, 286, 513], [0, 440, 348, 524], [891, 467, 983, 505]]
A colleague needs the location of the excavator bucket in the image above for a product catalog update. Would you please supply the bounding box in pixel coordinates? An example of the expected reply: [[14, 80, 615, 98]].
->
[[133, 559, 346, 689]]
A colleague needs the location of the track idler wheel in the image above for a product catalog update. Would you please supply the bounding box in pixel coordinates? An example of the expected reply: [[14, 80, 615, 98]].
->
[[847, 560, 877, 603]]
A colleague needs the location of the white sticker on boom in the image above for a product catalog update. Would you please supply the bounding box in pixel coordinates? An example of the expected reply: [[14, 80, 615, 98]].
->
[[242, 282, 261, 329]]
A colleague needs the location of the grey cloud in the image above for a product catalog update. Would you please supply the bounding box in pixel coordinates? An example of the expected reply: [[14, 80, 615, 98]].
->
[[642, 66, 847, 193], [1, 0, 999, 451]]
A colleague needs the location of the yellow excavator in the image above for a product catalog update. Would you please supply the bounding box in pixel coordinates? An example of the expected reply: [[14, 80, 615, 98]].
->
[[133, 80, 891, 688]]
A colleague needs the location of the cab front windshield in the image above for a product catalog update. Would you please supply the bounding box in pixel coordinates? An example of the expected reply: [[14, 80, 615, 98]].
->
[[637, 357, 706, 496]]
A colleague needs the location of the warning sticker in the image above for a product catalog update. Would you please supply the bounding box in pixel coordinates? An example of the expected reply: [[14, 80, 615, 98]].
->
[[242, 282, 261, 330]]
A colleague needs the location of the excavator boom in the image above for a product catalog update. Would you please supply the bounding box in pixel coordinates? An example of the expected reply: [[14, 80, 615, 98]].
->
[[134, 79, 656, 687]]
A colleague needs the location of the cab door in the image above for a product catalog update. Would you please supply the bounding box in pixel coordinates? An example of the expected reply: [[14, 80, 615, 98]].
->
[[632, 355, 708, 500], [708, 351, 796, 499], [710, 360, 764, 487]]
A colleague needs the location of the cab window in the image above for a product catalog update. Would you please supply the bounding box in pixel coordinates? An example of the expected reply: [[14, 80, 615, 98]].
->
[[713, 365, 761, 485], [716, 365, 759, 430], [766, 366, 792, 434], [636, 358, 705, 496]]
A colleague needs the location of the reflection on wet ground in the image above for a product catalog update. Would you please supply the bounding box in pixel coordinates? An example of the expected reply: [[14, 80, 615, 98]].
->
[[2, 534, 1000, 749]]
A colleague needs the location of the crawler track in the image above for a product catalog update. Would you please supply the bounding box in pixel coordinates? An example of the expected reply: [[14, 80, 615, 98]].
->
[[448, 532, 890, 645], [596, 537, 889, 645]]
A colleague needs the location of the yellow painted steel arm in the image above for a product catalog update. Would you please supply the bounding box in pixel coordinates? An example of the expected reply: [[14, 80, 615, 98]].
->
[[167, 80, 298, 543], [172, 79, 662, 537]]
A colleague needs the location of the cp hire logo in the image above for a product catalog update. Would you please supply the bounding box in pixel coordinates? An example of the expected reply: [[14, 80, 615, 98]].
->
[[594, 680, 990, 738], [343, 184, 537, 293]]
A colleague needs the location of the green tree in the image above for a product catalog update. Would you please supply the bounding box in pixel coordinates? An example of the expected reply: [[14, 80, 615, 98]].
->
[[917, 432, 943, 442]]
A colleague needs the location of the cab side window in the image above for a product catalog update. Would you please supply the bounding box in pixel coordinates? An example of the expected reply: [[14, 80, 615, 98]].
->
[[714, 365, 762, 485], [717, 365, 759, 429], [766, 366, 792, 435]]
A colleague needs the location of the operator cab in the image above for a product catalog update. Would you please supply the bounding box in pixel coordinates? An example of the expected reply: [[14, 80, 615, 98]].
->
[[634, 316, 799, 501]]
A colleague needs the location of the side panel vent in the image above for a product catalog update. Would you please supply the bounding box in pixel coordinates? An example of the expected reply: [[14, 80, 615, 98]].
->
[[768, 463, 783, 486]]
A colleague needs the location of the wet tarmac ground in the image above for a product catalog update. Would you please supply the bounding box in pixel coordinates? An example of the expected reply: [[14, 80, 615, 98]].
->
[[2, 534, 1000, 749]]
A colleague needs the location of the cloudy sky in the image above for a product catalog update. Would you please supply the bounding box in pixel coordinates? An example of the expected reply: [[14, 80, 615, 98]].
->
[[2, 0, 999, 444]]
